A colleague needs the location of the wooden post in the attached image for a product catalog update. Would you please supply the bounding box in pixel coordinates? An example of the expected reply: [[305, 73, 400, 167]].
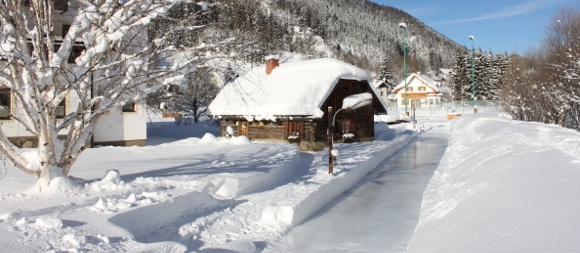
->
[[412, 101, 416, 128], [328, 106, 333, 174]]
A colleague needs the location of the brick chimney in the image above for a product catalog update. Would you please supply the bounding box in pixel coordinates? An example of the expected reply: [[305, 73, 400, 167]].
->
[[265, 55, 279, 75]]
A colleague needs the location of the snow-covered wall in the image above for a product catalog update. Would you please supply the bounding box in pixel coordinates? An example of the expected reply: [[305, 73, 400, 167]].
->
[[93, 101, 147, 146]]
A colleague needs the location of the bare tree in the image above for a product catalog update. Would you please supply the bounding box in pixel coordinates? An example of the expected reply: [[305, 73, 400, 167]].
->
[[146, 66, 218, 122], [0, 0, 193, 191], [501, 6, 580, 130]]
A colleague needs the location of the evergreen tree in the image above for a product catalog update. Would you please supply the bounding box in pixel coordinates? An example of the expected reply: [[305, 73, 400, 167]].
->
[[378, 58, 396, 93], [451, 50, 469, 101]]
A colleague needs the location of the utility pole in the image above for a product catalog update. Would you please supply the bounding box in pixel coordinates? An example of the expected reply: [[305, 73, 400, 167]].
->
[[469, 35, 477, 113], [399, 22, 408, 116]]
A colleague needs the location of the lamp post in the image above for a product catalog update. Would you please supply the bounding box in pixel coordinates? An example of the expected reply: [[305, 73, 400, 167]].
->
[[469, 35, 477, 113], [399, 22, 408, 116], [327, 93, 373, 174]]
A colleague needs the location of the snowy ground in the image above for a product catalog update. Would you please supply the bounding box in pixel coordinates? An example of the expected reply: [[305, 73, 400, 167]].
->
[[0, 115, 417, 253], [0, 112, 579, 252]]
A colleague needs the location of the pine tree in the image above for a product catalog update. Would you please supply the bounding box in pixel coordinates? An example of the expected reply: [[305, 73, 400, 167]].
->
[[378, 58, 396, 93], [451, 50, 469, 101]]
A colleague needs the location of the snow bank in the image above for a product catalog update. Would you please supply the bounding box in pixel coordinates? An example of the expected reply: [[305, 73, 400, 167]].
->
[[213, 148, 301, 198], [407, 112, 580, 252], [199, 239, 256, 253]]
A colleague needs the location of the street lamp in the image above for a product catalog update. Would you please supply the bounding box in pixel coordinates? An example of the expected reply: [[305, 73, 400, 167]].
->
[[469, 35, 477, 113], [399, 22, 408, 116], [328, 93, 373, 174]]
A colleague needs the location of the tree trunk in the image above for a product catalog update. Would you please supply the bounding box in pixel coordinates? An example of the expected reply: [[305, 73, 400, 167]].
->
[[36, 165, 67, 192]]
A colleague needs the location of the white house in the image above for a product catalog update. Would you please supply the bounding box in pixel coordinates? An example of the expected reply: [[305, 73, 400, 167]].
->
[[0, 0, 147, 148], [392, 73, 443, 109]]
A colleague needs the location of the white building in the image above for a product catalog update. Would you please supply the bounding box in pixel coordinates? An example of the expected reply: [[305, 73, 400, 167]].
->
[[392, 73, 443, 109], [0, 0, 147, 148]]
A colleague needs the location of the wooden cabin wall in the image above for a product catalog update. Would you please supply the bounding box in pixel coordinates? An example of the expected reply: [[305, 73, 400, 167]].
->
[[248, 124, 285, 140]]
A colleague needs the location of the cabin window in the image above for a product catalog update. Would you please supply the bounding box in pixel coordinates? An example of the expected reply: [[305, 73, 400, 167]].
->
[[54, 0, 68, 12], [340, 119, 355, 134], [122, 102, 136, 112], [56, 99, 66, 118], [0, 88, 11, 119], [287, 121, 304, 138]]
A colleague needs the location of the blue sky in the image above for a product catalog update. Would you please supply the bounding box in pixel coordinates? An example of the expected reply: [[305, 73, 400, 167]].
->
[[369, 0, 579, 54]]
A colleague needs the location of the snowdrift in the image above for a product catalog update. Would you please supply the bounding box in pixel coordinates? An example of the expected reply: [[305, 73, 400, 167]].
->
[[407, 112, 580, 252]]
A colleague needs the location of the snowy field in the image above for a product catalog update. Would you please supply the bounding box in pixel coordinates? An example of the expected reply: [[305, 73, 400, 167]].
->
[[0, 112, 579, 252]]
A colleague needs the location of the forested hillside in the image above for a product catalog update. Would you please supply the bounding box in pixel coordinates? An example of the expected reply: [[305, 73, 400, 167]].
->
[[262, 0, 464, 73], [160, 0, 465, 76]]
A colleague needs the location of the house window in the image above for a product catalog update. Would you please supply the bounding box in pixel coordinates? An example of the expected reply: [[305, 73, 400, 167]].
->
[[54, 0, 68, 12], [55, 44, 85, 64], [68, 45, 84, 63], [62, 24, 71, 37], [122, 102, 136, 112], [419, 87, 426, 91], [56, 99, 66, 118], [0, 88, 11, 119], [406, 87, 413, 92]]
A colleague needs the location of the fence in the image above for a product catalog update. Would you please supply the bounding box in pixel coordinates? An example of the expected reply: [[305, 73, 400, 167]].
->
[[393, 100, 501, 121]]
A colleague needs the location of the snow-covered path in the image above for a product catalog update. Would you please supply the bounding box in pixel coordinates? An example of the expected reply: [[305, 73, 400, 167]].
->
[[266, 123, 449, 252]]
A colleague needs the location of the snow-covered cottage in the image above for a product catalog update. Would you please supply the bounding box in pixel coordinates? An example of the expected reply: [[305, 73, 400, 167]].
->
[[209, 57, 388, 151], [392, 73, 443, 109], [0, 0, 147, 148]]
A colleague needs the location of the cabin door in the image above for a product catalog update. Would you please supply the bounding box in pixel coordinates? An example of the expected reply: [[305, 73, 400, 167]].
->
[[239, 122, 249, 137]]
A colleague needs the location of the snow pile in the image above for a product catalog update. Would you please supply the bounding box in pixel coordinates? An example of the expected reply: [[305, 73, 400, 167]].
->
[[407, 112, 580, 252], [90, 169, 130, 191], [35, 216, 64, 229]]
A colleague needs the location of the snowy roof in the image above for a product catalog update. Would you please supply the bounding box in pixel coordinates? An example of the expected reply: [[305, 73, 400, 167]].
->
[[392, 73, 440, 93], [209, 58, 382, 120], [438, 68, 453, 76]]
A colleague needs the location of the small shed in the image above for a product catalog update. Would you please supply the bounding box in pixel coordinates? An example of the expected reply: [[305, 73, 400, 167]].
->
[[208, 57, 388, 151]]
